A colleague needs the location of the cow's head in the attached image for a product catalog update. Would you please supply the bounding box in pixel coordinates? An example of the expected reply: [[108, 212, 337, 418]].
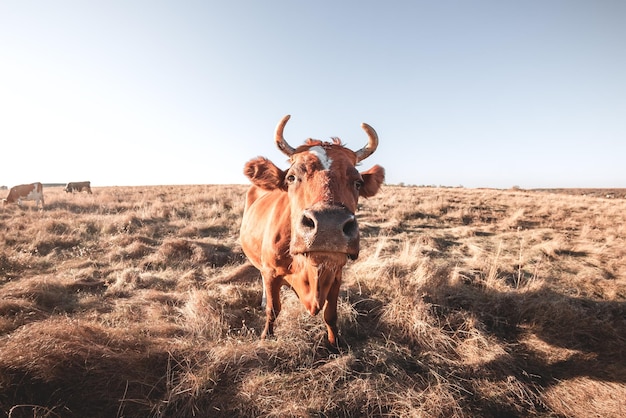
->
[[244, 115, 385, 265]]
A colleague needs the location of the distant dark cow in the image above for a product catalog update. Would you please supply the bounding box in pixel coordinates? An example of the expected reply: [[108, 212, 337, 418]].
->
[[64, 181, 92, 194], [3, 182, 45, 209], [240, 115, 385, 346]]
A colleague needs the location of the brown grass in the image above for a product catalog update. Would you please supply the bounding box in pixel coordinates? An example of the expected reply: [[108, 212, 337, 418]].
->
[[1, 185, 625, 417]]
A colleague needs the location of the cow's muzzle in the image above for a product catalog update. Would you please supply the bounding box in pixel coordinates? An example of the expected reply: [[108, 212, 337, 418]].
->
[[292, 205, 360, 259]]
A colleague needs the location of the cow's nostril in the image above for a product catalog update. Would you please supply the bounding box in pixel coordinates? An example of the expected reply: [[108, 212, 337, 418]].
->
[[342, 217, 357, 237], [301, 213, 316, 231]]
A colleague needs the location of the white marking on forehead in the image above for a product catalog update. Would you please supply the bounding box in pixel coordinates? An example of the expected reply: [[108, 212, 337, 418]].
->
[[308, 146, 333, 170]]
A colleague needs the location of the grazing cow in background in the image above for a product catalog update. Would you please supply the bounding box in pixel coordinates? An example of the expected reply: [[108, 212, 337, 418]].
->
[[2, 182, 45, 209], [240, 115, 385, 346], [64, 181, 92, 194]]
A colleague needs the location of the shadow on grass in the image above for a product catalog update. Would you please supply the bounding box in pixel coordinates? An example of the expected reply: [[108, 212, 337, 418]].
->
[[425, 279, 626, 386]]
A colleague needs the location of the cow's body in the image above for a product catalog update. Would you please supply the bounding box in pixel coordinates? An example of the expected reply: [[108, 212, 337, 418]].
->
[[65, 181, 92, 194], [3, 182, 44, 209], [240, 115, 385, 346]]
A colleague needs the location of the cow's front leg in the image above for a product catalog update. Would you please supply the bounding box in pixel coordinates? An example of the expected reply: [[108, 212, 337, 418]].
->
[[261, 275, 282, 340], [323, 276, 342, 346]]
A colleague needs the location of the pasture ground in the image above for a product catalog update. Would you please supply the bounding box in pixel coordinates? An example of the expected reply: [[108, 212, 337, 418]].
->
[[1, 185, 625, 417]]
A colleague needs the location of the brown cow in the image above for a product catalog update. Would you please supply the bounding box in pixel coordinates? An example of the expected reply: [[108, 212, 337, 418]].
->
[[240, 115, 385, 346], [3, 182, 45, 209], [64, 181, 92, 194]]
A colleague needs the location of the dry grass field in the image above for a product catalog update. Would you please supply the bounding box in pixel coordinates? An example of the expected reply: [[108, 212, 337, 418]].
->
[[1, 185, 625, 417]]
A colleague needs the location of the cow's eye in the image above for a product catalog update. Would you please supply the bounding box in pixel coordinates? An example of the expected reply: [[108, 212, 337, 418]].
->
[[354, 180, 364, 190], [286, 174, 297, 184]]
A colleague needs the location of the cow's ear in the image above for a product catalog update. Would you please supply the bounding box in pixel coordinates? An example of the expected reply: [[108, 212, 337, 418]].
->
[[359, 165, 385, 198], [244, 157, 286, 191]]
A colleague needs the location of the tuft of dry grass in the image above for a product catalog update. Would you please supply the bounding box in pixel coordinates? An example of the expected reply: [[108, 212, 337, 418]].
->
[[1, 184, 625, 417]]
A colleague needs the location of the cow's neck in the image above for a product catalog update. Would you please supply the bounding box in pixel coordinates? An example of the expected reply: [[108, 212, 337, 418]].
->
[[286, 254, 344, 315]]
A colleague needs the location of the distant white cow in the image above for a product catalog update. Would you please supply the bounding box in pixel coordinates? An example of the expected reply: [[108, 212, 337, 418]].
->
[[2, 182, 44, 209]]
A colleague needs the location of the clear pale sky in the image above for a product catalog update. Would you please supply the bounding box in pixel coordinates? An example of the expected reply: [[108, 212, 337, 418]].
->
[[1, 1, 625, 189]]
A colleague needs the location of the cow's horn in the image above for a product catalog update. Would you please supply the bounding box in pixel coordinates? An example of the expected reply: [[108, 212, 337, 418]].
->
[[275, 114, 296, 156], [355, 123, 379, 162]]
